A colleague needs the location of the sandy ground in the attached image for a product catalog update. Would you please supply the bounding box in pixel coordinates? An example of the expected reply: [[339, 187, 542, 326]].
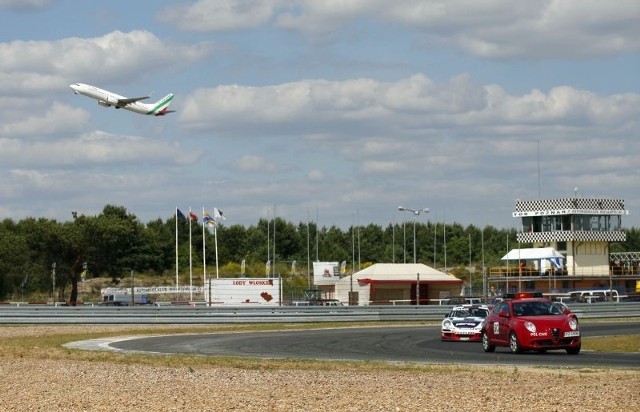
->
[[0, 325, 638, 411]]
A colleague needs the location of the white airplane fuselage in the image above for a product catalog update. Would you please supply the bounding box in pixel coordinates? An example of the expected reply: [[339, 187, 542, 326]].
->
[[69, 83, 174, 116]]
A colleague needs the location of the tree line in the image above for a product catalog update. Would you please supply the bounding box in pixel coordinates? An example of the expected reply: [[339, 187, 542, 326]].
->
[[2, 204, 640, 303]]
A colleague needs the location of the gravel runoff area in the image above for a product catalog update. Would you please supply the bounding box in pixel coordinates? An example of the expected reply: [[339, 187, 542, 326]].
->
[[0, 325, 638, 411]]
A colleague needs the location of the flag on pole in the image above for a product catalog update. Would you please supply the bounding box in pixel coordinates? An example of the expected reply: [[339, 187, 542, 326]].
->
[[213, 207, 225, 222], [207, 206, 226, 286], [175, 207, 182, 291], [203, 212, 215, 226], [204, 207, 225, 229], [188, 211, 198, 221]]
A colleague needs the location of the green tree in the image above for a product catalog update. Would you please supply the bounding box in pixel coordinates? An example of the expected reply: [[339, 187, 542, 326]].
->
[[0, 219, 33, 299], [3, 203, 638, 300]]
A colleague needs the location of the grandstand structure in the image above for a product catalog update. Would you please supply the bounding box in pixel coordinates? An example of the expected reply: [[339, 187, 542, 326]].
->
[[489, 197, 639, 295]]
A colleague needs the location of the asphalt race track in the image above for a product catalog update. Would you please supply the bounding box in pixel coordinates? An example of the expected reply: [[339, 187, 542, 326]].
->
[[105, 322, 640, 368]]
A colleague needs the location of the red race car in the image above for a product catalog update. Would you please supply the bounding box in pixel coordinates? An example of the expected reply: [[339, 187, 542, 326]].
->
[[481, 292, 581, 354]]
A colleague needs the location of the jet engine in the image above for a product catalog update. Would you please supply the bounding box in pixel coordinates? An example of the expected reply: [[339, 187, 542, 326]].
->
[[98, 95, 120, 108]]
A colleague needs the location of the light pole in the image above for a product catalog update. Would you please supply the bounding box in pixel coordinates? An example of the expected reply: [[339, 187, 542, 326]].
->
[[398, 206, 430, 263]]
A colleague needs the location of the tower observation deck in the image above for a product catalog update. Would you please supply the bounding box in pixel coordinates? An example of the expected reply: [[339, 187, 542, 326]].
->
[[488, 197, 637, 296]]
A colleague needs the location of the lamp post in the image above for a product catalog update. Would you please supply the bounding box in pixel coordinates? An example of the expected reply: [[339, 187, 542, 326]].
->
[[398, 206, 430, 263]]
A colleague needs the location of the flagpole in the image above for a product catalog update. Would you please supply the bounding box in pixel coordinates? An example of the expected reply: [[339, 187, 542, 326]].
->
[[214, 224, 219, 280], [273, 204, 276, 278], [189, 207, 193, 302], [213, 207, 224, 282], [202, 206, 207, 297], [175, 207, 179, 293]]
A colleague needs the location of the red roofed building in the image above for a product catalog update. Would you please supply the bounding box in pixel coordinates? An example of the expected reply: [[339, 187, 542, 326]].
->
[[334, 263, 463, 305]]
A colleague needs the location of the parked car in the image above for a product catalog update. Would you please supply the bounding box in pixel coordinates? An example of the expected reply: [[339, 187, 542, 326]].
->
[[481, 292, 581, 354], [569, 289, 622, 303], [441, 304, 491, 341], [308, 299, 344, 306], [101, 294, 152, 306]]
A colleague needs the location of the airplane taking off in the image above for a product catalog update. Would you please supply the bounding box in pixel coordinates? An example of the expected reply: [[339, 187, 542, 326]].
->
[[69, 83, 175, 116]]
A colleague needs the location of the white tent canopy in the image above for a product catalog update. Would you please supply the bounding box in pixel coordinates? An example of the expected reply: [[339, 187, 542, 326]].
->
[[501, 247, 565, 270], [501, 247, 564, 261]]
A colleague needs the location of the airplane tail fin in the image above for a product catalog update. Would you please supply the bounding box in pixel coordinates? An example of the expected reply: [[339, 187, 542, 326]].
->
[[147, 93, 175, 116]]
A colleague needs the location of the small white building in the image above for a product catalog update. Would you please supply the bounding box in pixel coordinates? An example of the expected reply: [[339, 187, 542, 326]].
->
[[335, 263, 463, 305]]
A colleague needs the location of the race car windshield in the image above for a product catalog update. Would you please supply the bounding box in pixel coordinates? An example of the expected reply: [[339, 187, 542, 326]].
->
[[450, 308, 488, 318], [513, 301, 563, 316], [450, 310, 471, 317], [470, 308, 489, 317]]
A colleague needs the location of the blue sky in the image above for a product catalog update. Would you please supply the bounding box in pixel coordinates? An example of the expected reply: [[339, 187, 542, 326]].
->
[[1, 0, 639, 230]]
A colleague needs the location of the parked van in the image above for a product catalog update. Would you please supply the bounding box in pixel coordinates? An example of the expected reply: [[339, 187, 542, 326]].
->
[[569, 289, 622, 303], [102, 294, 151, 306]]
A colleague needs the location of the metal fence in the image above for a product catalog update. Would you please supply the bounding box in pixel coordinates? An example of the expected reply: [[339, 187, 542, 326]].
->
[[0, 302, 639, 324]]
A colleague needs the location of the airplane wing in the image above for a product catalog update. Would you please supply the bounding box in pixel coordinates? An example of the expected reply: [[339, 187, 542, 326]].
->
[[117, 96, 149, 106]]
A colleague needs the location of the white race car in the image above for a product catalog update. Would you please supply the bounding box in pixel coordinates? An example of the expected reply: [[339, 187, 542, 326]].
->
[[441, 304, 491, 342]]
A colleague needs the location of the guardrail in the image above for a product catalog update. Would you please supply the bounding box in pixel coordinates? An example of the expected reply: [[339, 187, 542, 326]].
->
[[0, 302, 639, 324]]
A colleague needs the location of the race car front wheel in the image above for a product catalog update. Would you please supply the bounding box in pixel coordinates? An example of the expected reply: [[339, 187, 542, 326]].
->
[[509, 332, 522, 353], [566, 344, 581, 355], [482, 331, 495, 352]]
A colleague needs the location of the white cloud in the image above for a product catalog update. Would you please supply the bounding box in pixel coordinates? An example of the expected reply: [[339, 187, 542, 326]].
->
[[0, 30, 213, 94], [480, 85, 640, 129], [173, 69, 639, 228], [307, 169, 324, 182], [158, 0, 282, 31], [180, 73, 640, 139], [4, 167, 178, 219], [0, 131, 201, 168], [447, 0, 640, 58], [180, 82, 317, 132], [160, 0, 640, 58], [0, 0, 52, 11], [2, 2, 638, 229], [360, 160, 404, 174], [233, 155, 276, 173], [0, 102, 90, 137], [275, 0, 375, 36]]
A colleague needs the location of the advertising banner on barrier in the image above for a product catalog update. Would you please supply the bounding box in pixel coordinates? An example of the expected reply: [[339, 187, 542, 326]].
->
[[205, 278, 280, 305], [101, 286, 203, 296]]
